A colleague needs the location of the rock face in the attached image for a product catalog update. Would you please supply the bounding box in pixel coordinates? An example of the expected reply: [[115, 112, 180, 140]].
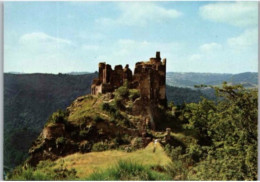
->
[[42, 123, 65, 140], [91, 52, 167, 106]]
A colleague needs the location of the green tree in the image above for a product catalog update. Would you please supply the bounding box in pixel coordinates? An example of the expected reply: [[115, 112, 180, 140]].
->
[[180, 83, 257, 180]]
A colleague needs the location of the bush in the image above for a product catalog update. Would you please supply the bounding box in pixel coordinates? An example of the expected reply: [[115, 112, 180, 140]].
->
[[115, 97, 125, 110], [102, 103, 110, 111], [102, 103, 117, 114], [111, 110, 124, 121], [131, 137, 143, 150], [46, 110, 68, 126], [92, 141, 109, 152], [164, 145, 190, 180], [71, 131, 78, 139], [94, 116, 104, 123], [79, 140, 91, 153], [55, 137, 66, 145], [116, 81, 129, 99], [129, 89, 140, 101], [79, 130, 89, 138]]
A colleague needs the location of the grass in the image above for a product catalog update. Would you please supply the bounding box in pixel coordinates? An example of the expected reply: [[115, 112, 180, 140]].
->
[[86, 160, 172, 180], [52, 142, 172, 179], [68, 95, 106, 125]]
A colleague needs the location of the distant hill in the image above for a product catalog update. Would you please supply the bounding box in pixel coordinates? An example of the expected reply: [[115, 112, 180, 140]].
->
[[66, 71, 94, 75], [166, 72, 258, 88]]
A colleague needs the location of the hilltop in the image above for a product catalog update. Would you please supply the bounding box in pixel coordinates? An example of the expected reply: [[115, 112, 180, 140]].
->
[[25, 80, 179, 167]]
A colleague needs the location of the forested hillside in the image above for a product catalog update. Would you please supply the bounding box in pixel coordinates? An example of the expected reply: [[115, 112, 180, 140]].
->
[[4, 73, 97, 168]]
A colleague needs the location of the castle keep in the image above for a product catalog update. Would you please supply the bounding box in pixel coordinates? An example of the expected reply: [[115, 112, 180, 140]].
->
[[91, 52, 166, 104]]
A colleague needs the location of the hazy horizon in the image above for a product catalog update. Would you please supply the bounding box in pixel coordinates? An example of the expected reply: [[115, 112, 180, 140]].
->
[[4, 70, 258, 75]]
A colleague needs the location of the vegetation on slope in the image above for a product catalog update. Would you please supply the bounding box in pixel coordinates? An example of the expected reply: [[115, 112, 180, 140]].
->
[[5, 72, 258, 180]]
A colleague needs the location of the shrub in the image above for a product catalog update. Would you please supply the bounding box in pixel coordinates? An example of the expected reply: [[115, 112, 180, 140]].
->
[[46, 110, 68, 126], [56, 137, 66, 145], [109, 118, 116, 124], [92, 141, 109, 152], [102, 103, 117, 114], [94, 116, 104, 123], [79, 130, 89, 138], [117, 87, 129, 98], [129, 89, 140, 101], [115, 97, 125, 110], [102, 103, 110, 111], [79, 141, 91, 153], [111, 110, 124, 121], [131, 137, 143, 150], [71, 131, 78, 139], [122, 118, 132, 127], [164, 145, 190, 180], [115, 81, 129, 99]]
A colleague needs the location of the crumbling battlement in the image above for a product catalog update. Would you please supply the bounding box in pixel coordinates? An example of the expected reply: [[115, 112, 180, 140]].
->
[[91, 52, 166, 105]]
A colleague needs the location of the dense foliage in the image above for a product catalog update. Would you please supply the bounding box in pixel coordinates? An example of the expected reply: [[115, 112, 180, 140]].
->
[[166, 83, 258, 180]]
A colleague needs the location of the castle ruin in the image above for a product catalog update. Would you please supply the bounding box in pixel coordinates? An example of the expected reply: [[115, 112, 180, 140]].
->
[[91, 52, 166, 105]]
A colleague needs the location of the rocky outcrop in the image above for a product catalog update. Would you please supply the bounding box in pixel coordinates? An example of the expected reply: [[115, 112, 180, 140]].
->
[[42, 123, 65, 140]]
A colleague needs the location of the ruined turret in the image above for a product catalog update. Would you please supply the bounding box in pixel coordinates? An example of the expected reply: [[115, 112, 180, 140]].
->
[[91, 52, 167, 105]]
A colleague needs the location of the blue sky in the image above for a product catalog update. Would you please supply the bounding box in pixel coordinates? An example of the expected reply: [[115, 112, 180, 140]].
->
[[4, 1, 258, 73]]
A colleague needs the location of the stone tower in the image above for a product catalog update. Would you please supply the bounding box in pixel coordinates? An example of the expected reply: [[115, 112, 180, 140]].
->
[[91, 52, 166, 105]]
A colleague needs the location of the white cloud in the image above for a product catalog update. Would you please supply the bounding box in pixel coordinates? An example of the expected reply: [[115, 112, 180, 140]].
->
[[189, 54, 203, 61], [199, 42, 222, 52], [189, 42, 222, 61], [185, 31, 258, 73], [199, 2, 257, 27], [227, 28, 258, 50], [5, 32, 87, 73], [20, 32, 72, 45], [96, 2, 182, 26]]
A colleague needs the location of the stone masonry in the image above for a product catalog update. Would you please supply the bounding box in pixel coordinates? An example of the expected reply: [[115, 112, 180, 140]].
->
[[91, 52, 166, 105]]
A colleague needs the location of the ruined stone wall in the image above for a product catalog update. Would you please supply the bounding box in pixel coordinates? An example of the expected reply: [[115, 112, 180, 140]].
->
[[91, 52, 167, 104]]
